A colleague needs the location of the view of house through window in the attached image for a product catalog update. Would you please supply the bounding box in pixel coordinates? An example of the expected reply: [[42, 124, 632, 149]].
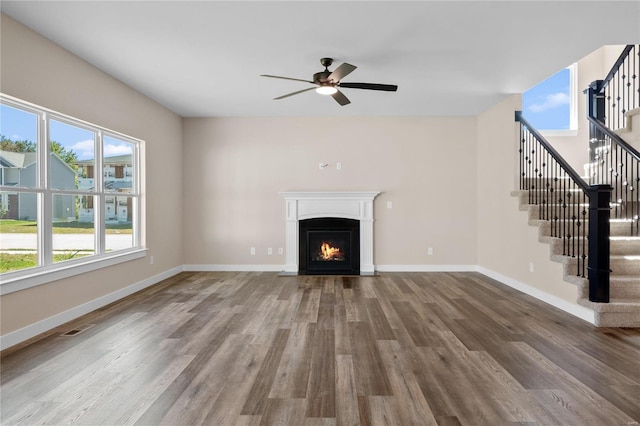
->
[[0, 96, 142, 278], [522, 64, 577, 132]]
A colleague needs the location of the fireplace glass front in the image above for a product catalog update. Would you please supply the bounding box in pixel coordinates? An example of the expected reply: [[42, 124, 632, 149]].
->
[[299, 218, 360, 275]]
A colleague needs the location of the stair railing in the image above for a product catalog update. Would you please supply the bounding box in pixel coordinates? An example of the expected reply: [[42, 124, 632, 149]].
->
[[587, 44, 640, 236], [516, 111, 610, 303], [586, 116, 640, 236], [590, 45, 639, 132]]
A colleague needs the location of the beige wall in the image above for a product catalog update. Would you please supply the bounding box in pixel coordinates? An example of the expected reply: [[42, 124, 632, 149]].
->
[[182, 116, 478, 267], [477, 94, 582, 307], [0, 14, 184, 335]]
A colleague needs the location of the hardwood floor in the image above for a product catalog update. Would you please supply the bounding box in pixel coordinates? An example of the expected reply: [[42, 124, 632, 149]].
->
[[1, 271, 639, 425]]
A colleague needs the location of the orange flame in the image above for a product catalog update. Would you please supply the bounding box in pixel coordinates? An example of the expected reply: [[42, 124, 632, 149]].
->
[[321, 242, 342, 260]]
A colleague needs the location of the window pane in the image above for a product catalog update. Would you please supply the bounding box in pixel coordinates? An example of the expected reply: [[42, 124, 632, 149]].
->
[[0, 191, 38, 272], [0, 104, 39, 189], [104, 136, 133, 193], [105, 196, 134, 252], [522, 68, 571, 130], [52, 194, 95, 263], [49, 119, 94, 190]]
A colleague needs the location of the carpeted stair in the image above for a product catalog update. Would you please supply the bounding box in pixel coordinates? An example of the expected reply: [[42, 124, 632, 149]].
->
[[511, 188, 640, 327]]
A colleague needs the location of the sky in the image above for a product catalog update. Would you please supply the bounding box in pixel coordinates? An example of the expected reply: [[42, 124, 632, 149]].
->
[[522, 68, 571, 130], [0, 104, 132, 160]]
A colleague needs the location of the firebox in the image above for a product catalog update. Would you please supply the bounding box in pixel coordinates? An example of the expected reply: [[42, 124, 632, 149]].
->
[[299, 218, 360, 275]]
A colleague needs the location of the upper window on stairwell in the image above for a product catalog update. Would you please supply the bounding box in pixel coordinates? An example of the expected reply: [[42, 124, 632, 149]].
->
[[522, 63, 578, 136]]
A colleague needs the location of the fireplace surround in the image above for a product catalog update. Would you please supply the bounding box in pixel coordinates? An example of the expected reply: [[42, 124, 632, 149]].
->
[[280, 191, 379, 275]]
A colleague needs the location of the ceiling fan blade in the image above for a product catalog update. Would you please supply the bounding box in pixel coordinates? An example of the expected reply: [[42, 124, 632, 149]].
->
[[328, 63, 357, 82], [338, 82, 398, 92], [261, 74, 314, 84], [273, 87, 316, 100], [331, 90, 351, 106]]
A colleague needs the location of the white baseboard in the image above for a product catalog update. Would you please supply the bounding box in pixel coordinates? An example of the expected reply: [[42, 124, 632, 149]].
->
[[183, 264, 284, 272], [0, 266, 183, 351], [477, 266, 595, 325], [376, 264, 478, 272]]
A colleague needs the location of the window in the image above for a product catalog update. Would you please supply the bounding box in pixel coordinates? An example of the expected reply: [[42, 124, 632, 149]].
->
[[0, 94, 144, 294], [522, 63, 578, 135]]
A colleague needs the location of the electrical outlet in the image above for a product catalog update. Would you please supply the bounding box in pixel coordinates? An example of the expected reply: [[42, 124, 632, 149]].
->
[[150, 255, 154, 265], [279, 247, 284, 255], [268, 247, 273, 255], [428, 247, 433, 255], [529, 262, 534, 273], [387, 201, 393, 209], [336, 162, 342, 170], [250, 247, 256, 255]]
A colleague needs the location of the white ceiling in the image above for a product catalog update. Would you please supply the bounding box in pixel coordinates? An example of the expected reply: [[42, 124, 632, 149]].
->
[[2, 1, 639, 117]]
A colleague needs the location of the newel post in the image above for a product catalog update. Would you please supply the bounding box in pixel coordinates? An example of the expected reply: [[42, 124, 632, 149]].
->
[[587, 184, 611, 303], [587, 80, 606, 164]]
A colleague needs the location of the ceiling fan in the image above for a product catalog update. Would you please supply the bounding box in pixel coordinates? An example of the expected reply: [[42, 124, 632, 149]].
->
[[261, 58, 398, 106]]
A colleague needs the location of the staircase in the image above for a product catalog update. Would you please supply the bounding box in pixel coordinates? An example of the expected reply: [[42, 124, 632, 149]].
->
[[512, 45, 640, 327], [512, 187, 640, 327]]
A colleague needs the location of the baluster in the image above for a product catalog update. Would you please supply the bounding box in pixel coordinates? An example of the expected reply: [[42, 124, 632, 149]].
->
[[520, 124, 524, 191], [629, 46, 633, 109], [616, 70, 621, 129], [545, 151, 550, 221], [632, 45, 640, 108], [625, 151, 629, 220], [562, 168, 567, 256], [580, 192, 589, 277], [630, 161, 640, 235], [528, 129, 533, 204], [571, 181, 576, 259]]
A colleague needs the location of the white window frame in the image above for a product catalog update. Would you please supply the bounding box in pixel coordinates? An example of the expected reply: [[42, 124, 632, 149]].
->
[[0, 94, 146, 295]]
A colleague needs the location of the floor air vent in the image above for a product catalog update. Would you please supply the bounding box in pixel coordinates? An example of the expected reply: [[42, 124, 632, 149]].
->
[[60, 324, 95, 336]]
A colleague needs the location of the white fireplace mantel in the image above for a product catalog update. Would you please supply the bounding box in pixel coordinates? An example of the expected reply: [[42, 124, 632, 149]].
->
[[280, 191, 380, 274]]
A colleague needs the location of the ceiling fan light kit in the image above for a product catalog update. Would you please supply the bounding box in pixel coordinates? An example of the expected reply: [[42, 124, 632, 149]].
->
[[316, 86, 338, 95], [261, 57, 398, 106]]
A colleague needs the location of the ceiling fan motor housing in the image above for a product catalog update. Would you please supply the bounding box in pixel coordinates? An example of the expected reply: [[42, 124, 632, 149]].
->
[[314, 70, 334, 86]]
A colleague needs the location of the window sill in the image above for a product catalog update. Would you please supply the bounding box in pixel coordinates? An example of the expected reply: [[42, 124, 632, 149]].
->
[[0, 249, 147, 295]]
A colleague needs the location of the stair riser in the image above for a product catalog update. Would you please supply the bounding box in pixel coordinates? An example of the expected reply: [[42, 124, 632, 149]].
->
[[565, 258, 639, 276], [577, 281, 640, 299], [610, 259, 640, 276], [594, 312, 640, 328], [546, 238, 640, 256], [534, 216, 637, 237], [610, 281, 640, 298]]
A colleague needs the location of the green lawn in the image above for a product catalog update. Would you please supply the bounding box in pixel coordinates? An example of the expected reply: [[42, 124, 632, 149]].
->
[[0, 219, 132, 234], [1, 220, 128, 273], [0, 251, 92, 273]]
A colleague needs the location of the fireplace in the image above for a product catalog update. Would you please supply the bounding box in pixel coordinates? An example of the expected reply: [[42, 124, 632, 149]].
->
[[280, 191, 380, 275], [299, 218, 360, 275]]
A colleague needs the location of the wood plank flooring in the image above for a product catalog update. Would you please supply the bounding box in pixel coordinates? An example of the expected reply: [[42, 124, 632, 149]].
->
[[1, 271, 639, 425]]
